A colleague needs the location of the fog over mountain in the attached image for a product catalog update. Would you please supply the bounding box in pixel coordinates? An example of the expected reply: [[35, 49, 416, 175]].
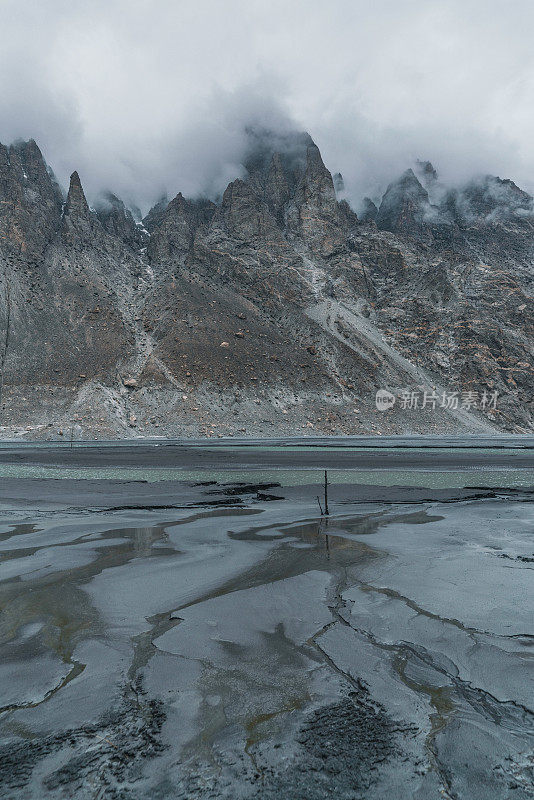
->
[[2, 0, 534, 212]]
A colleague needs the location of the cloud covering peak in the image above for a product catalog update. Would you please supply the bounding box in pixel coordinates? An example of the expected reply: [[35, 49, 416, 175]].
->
[[2, 0, 534, 212]]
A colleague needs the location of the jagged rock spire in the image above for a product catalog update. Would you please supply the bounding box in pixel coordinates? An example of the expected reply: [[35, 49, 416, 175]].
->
[[65, 171, 90, 218], [302, 144, 337, 202], [0, 138, 62, 258], [61, 170, 103, 245], [286, 143, 347, 257], [333, 172, 345, 195]]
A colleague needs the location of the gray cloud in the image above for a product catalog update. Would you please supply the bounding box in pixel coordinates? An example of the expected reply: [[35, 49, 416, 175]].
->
[[1, 0, 534, 213]]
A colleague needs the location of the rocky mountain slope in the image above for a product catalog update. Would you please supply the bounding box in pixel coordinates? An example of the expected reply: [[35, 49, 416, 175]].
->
[[0, 132, 532, 438]]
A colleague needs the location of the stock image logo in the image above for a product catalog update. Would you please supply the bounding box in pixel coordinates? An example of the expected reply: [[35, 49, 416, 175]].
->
[[375, 389, 396, 411], [375, 387, 500, 412]]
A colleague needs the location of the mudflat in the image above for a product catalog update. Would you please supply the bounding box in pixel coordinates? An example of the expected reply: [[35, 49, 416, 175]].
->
[[0, 440, 532, 798]]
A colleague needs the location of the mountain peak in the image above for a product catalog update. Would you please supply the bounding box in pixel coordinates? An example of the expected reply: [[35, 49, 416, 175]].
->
[[399, 168, 425, 188], [143, 194, 169, 233], [359, 197, 378, 223], [376, 169, 430, 237], [65, 171, 90, 218], [0, 137, 62, 258], [244, 127, 314, 175], [243, 127, 315, 203], [147, 191, 215, 261], [458, 174, 533, 221], [333, 172, 345, 195]]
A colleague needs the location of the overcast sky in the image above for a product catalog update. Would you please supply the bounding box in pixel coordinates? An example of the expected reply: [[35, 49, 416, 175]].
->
[[1, 0, 534, 212]]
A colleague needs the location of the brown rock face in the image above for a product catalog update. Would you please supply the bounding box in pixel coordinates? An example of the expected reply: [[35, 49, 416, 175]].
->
[[240, 130, 349, 261], [296, 144, 338, 212], [0, 155, 136, 392]]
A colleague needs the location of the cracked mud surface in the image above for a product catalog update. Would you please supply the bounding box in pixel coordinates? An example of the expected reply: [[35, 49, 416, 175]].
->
[[0, 476, 533, 798]]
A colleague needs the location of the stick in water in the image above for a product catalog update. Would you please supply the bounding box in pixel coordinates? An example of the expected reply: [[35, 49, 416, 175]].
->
[[324, 470, 329, 516]]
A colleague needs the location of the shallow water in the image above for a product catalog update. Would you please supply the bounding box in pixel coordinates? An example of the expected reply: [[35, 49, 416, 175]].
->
[[2, 463, 534, 488]]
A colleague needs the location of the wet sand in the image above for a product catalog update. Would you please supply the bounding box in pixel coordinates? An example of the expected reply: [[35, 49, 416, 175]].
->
[[0, 443, 533, 798]]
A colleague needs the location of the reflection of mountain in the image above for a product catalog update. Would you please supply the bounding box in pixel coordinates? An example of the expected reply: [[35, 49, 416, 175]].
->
[[1, 133, 532, 436]]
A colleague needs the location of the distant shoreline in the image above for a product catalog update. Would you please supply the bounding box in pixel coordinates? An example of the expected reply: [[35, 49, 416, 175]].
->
[[1, 434, 534, 450]]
